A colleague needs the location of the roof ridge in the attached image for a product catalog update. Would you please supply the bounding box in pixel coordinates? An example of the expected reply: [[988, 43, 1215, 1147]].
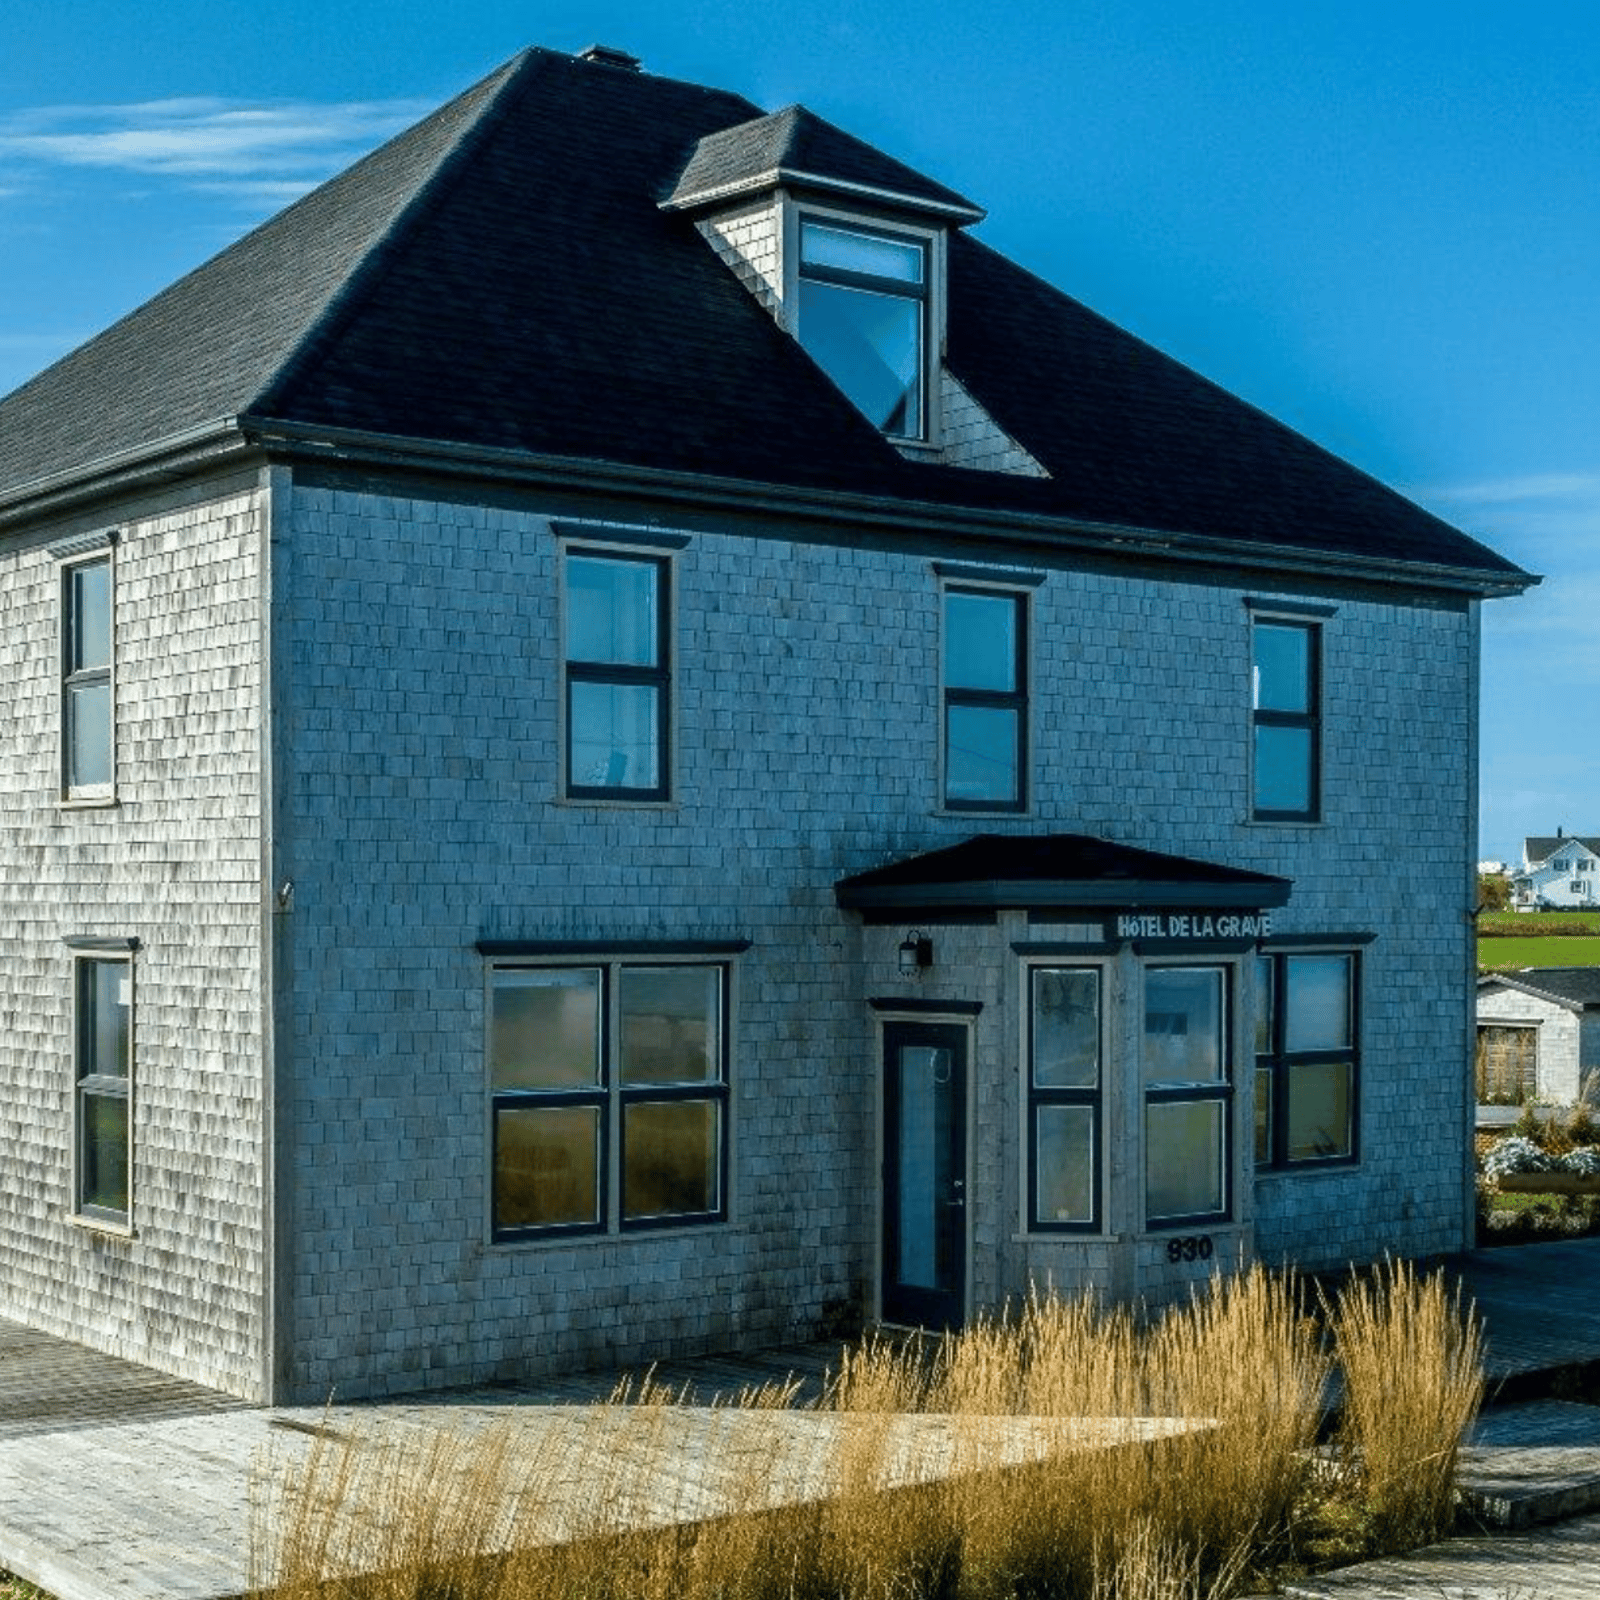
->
[[246, 50, 537, 420]]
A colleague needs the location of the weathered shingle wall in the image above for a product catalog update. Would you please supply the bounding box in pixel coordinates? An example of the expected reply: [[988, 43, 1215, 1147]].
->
[[0, 478, 267, 1397], [276, 478, 1475, 1399]]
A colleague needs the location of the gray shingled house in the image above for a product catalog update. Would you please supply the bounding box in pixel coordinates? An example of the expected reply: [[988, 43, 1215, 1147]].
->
[[0, 45, 1532, 1402]]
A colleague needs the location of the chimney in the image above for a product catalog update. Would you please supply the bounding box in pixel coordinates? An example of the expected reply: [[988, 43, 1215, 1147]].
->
[[577, 44, 642, 71]]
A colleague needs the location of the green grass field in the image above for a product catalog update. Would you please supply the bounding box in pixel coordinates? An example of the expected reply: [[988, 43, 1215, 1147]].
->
[[1479, 936, 1600, 971]]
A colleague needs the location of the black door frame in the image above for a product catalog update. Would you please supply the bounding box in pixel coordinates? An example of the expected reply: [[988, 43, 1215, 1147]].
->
[[880, 1018, 968, 1330]]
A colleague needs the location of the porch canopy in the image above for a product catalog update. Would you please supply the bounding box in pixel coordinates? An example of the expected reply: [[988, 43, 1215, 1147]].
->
[[834, 832, 1292, 922]]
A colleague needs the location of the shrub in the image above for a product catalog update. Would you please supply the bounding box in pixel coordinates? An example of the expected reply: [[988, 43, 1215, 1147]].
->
[[1481, 1135, 1554, 1179], [1328, 1259, 1483, 1551], [1562, 1146, 1600, 1176]]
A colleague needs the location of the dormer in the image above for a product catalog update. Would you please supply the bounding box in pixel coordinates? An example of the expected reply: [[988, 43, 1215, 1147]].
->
[[664, 107, 1047, 478]]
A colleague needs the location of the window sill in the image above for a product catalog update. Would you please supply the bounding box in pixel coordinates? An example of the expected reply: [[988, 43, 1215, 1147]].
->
[[69, 1212, 136, 1241], [1242, 816, 1324, 829], [58, 795, 120, 812], [1014, 1230, 1121, 1244], [490, 1218, 737, 1251], [555, 794, 676, 811], [1255, 1160, 1358, 1179], [933, 804, 1033, 820]]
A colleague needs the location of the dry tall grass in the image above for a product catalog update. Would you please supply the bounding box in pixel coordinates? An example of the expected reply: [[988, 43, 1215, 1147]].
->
[[250, 1263, 1475, 1600], [1328, 1257, 1484, 1551]]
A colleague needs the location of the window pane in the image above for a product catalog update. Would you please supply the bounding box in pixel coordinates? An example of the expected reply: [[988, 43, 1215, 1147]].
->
[[621, 967, 720, 1084], [945, 704, 1019, 804], [66, 681, 112, 789], [1287, 1061, 1352, 1161], [623, 1098, 720, 1219], [798, 278, 922, 436], [1254, 724, 1313, 814], [70, 561, 111, 672], [567, 556, 658, 667], [1285, 956, 1351, 1052], [81, 1091, 128, 1214], [79, 960, 129, 1079], [944, 592, 1017, 692], [1254, 956, 1274, 1056], [1143, 968, 1225, 1085], [569, 681, 660, 791], [1145, 1100, 1224, 1221], [1033, 969, 1099, 1088], [495, 1104, 601, 1229], [1253, 623, 1310, 713], [490, 969, 600, 1090], [1036, 1104, 1094, 1224], [801, 222, 924, 284], [1255, 1066, 1273, 1165]]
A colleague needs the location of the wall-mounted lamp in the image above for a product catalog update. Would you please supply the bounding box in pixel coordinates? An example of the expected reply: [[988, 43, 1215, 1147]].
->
[[898, 930, 933, 977]]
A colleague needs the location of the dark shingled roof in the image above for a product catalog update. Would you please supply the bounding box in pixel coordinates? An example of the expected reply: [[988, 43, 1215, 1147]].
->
[[1479, 968, 1600, 1010], [835, 833, 1291, 915], [0, 47, 1529, 588], [1523, 837, 1600, 864], [664, 104, 983, 219]]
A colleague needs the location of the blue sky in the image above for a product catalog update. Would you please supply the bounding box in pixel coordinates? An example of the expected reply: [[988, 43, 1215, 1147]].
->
[[3, 0, 1595, 860]]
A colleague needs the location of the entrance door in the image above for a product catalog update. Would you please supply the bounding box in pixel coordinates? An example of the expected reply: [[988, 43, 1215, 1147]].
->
[[881, 1021, 967, 1329], [1476, 1024, 1538, 1104]]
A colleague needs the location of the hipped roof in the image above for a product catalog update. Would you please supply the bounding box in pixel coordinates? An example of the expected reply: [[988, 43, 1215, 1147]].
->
[[0, 48, 1530, 592]]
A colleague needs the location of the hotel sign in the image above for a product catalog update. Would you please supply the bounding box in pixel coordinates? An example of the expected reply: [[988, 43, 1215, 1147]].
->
[[1113, 911, 1273, 942]]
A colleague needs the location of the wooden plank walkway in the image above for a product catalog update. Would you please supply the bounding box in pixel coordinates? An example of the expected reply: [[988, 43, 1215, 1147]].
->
[[0, 1239, 1595, 1600]]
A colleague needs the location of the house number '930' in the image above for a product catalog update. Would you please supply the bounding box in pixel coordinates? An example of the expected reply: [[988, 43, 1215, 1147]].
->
[[1166, 1236, 1214, 1264]]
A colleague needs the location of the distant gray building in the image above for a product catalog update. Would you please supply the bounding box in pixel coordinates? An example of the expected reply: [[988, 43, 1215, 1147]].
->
[[1477, 969, 1600, 1105], [0, 46, 1533, 1401]]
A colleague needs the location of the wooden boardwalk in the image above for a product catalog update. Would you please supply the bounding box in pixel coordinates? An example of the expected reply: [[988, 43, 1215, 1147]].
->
[[0, 1239, 1596, 1600]]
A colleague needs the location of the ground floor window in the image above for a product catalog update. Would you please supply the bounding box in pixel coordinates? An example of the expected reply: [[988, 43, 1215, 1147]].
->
[[1027, 966, 1102, 1230], [73, 952, 133, 1223], [488, 959, 729, 1239], [1144, 965, 1230, 1226], [1255, 950, 1358, 1167]]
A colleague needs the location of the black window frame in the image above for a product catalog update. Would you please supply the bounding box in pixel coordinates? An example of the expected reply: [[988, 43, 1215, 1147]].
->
[[1254, 949, 1361, 1170], [61, 550, 115, 801], [73, 951, 133, 1225], [941, 583, 1029, 813], [1250, 617, 1321, 823], [1026, 964, 1104, 1234], [797, 215, 931, 442], [487, 958, 731, 1243], [1142, 963, 1233, 1231], [562, 548, 671, 803]]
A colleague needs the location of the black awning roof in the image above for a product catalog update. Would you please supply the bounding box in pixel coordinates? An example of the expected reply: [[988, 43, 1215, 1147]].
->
[[835, 833, 1292, 920]]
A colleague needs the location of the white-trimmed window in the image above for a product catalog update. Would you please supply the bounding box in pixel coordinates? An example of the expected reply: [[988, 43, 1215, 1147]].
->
[[1144, 965, 1230, 1227], [563, 548, 671, 801], [61, 551, 115, 799], [1254, 950, 1359, 1168], [797, 217, 930, 440], [488, 958, 730, 1239], [72, 949, 134, 1223], [1028, 965, 1102, 1231]]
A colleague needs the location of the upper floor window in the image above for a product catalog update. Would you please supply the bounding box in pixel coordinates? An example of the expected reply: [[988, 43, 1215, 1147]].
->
[[1255, 950, 1358, 1168], [1251, 619, 1319, 822], [62, 554, 114, 799], [73, 952, 133, 1224], [488, 960, 729, 1239], [564, 550, 669, 801], [798, 219, 928, 440], [942, 586, 1027, 811]]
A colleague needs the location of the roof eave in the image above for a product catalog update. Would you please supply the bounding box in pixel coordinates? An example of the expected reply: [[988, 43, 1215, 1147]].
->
[[836, 876, 1293, 915], [662, 166, 986, 223], [236, 417, 1539, 598], [0, 419, 254, 532]]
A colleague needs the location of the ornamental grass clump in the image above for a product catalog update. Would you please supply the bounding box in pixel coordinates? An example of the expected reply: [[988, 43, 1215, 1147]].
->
[[1328, 1258, 1484, 1551]]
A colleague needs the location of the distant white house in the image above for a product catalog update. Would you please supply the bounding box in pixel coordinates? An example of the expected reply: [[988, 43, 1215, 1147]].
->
[[1510, 834, 1600, 911], [1477, 968, 1600, 1104]]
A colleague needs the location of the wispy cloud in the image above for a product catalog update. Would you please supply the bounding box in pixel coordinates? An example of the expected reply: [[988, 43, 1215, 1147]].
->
[[1414, 473, 1600, 508], [0, 96, 430, 198]]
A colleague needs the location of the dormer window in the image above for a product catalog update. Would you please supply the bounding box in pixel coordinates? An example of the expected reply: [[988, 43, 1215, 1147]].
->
[[797, 219, 927, 439]]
